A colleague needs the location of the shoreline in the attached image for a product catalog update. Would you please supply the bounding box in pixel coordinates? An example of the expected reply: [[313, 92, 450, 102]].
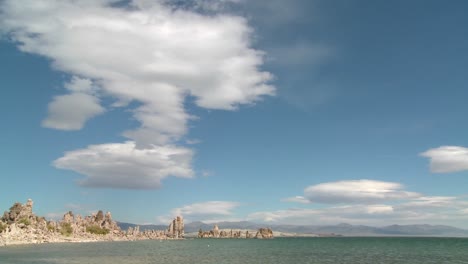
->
[[1, 236, 185, 247]]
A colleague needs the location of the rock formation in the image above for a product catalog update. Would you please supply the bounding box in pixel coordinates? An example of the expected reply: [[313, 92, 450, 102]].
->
[[255, 228, 274, 239], [213, 224, 220, 238], [0, 199, 184, 246], [197, 224, 273, 239], [168, 216, 184, 238]]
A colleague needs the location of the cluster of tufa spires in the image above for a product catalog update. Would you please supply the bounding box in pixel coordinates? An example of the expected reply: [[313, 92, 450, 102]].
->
[[197, 224, 273, 239], [0, 199, 184, 246]]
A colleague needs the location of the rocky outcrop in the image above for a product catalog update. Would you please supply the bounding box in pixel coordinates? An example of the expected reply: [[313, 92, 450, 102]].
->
[[0, 199, 184, 246], [168, 216, 184, 238], [255, 228, 273, 239], [1, 199, 56, 245], [197, 224, 273, 239], [2, 199, 36, 224], [213, 224, 220, 238]]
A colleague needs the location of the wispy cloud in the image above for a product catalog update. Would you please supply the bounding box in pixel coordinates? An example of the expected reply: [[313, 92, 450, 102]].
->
[[421, 146, 468, 173], [0, 0, 274, 189], [247, 204, 395, 225], [281, 196, 311, 204], [248, 200, 468, 226], [261, 180, 468, 226], [158, 201, 241, 223], [289, 179, 420, 204], [200, 170, 214, 177]]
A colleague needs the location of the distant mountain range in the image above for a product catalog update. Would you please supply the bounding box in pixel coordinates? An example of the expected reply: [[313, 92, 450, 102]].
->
[[117, 221, 468, 237], [117, 222, 167, 232]]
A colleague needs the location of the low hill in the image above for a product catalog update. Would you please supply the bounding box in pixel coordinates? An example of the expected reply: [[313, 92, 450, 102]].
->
[[148, 221, 468, 237]]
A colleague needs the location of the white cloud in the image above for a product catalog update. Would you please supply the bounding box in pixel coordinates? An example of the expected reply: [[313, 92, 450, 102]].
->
[[173, 201, 240, 217], [302, 179, 420, 204], [248, 208, 317, 223], [265, 183, 468, 226], [361, 204, 394, 214], [42, 92, 105, 130], [281, 196, 311, 204], [64, 76, 96, 93], [185, 139, 201, 145], [179, 0, 241, 12], [398, 196, 457, 210], [0, 0, 273, 188], [158, 201, 240, 223], [247, 204, 395, 225], [54, 141, 193, 189], [420, 146, 468, 173], [247, 200, 468, 226], [42, 76, 104, 130]]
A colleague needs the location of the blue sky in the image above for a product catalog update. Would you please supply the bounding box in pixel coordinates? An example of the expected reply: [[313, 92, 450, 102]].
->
[[1, 0, 468, 228]]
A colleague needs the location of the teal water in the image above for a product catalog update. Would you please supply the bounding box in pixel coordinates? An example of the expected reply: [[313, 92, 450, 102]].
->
[[1, 237, 467, 264]]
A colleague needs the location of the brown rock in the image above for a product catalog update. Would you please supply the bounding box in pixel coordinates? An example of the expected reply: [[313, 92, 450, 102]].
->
[[255, 228, 273, 239]]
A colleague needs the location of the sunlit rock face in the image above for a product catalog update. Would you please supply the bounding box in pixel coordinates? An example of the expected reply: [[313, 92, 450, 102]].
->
[[0, 199, 183, 246], [168, 216, 184, 238]]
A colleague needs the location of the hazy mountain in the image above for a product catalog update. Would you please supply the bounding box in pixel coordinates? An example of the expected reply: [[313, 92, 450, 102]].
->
[[117, 222, 167, 232], [274, 223, 468, 237], [186, 221, 468, 237], [376, 224, 468, 236], [184, 221, 262, 233], [117, 221, 468, 237]]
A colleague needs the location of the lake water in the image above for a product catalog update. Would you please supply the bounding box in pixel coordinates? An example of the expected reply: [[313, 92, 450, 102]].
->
[[1, 237, 467, 264]]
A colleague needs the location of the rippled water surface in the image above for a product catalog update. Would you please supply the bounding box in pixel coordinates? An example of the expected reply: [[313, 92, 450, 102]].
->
[[1, 237, 468, 264]]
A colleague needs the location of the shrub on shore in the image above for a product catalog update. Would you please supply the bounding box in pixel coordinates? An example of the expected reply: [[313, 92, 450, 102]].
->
[[0, 222, 7, 233], [47, 223, 56, 232], [86, 225, 109, 235], [60, 223, 73, 236], [18, 218, 31, 226]]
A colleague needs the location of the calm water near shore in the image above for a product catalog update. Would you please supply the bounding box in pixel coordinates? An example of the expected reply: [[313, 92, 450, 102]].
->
[[1, 237, 467, 264]]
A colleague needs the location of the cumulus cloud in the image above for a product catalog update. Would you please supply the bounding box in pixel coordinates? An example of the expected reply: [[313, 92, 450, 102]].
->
[[420, 146, 468, 173], [0, 0, 273, 188], [302, 179, 420, 204], [54, 141, 193, 189], [42, 76, 105, 130], [270, 180, 468, 226], [42, 92, 105, 130]]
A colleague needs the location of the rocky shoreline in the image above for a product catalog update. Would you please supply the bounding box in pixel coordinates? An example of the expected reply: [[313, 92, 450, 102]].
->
[[0, 199, 184, 247]]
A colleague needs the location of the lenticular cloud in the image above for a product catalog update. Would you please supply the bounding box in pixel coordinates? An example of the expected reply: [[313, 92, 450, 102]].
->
[[0, 0, 274, 188]]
